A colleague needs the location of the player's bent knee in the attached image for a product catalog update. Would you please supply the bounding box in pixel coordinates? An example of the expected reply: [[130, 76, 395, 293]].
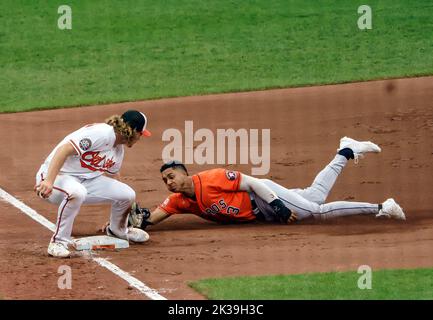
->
[[126, 189, 136, 203], [311, 204, 329, 220], [69, 185, 87, 202], [119, 184, 136, 203], [311, 203, 323, 215]]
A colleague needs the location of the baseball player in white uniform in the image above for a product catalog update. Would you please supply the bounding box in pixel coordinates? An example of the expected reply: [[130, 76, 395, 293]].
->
[[34, 110, 151, 258]]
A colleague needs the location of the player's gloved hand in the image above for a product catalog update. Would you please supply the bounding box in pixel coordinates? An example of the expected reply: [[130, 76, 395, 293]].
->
[[287, 212, 298, 224], [269, 199, 293, 224], [128, 202, 153, 230]]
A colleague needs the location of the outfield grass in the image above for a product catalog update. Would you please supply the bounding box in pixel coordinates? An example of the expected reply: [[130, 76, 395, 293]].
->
[[189, 268, 433, 299], [1, 0, 433, 112]]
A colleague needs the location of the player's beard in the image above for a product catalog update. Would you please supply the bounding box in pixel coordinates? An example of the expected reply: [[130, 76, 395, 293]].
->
[[168, 184, 177, 192]]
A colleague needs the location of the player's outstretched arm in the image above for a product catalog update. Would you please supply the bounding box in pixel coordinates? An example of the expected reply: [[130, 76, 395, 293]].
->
[[239, 174, 293, 223], [148, 207, 170, 225], [127, 204, 170, 230]]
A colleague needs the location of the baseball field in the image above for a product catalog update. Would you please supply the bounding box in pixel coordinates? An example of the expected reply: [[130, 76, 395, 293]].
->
[[1, 0, 433, 300]]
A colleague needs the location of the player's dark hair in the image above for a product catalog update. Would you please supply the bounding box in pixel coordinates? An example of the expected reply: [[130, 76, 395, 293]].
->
[[160, 160, 188, 175]]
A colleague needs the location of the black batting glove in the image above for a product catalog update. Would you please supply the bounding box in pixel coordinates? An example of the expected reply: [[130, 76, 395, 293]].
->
[[270, 198, 292, 223]]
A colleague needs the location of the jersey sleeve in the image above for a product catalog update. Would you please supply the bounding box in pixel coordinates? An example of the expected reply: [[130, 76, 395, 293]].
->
[[68, 124, 113, 155], [158, 194, 187, 215], [207, 169, 242, 192]]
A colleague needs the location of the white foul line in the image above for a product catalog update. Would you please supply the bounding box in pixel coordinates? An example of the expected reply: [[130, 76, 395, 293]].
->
[[0, 187, 167, 300], [0, 188, 57, 233], [92, 257, 166, 300]]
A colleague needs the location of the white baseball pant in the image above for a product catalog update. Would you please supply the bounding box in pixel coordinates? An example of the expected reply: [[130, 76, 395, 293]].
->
[[253, 154, 379, 221], [36, 171, 135, 246]]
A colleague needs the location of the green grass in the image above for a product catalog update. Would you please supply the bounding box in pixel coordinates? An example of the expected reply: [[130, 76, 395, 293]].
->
[[1, 0, 433, 112], [189, 268, 433, 299]]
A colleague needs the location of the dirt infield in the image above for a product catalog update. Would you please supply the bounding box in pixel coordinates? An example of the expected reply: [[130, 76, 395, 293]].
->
[[1, 76, 432, 299]]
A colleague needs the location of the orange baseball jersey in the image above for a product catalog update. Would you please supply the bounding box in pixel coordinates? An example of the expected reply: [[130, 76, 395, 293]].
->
[[158, 168, 257, 223]]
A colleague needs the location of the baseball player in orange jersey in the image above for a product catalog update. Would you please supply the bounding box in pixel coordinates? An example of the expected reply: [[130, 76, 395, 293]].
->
[[124, 136, 405, 230], [35, 110, 151, 258]]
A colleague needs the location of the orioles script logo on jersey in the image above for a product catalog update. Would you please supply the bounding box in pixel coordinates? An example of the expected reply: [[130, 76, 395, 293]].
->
[[80, 151, 116, 172]]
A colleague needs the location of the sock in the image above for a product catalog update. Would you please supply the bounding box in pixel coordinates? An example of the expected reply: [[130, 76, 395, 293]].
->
[[338, 148, 354, 160]]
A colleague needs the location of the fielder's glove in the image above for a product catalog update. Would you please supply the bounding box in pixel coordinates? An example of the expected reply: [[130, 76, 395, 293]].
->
[[128, 202, 152, 229], [269, 199, 294, 224]]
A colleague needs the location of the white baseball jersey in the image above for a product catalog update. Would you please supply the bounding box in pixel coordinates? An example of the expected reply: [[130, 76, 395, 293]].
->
[[40, 123, 124, 179]]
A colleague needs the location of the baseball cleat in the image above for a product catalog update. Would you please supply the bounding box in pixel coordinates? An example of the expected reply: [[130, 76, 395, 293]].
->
[[106, 226, 150, 243], [338, 136, 381, 163], [376, 198, 406, 220], [47, 242, 71, 258], [126, 227, 150, 243]]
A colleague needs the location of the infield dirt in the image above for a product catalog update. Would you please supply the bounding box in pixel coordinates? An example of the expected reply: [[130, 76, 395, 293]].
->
[[0, 76, 432, 299]]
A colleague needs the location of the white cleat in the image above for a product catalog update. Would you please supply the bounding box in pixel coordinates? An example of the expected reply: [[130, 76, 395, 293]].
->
[[126, 227, 149, 243], [376, 198, 406, 220], [47, 242, 71, 258], [107, 226, 149, 243], [338, 136, 381, 163]]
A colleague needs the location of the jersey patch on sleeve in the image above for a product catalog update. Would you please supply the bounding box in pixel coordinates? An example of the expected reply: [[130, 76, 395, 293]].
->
[[79, 138, 92, 151], [225, 170, 237, 181]]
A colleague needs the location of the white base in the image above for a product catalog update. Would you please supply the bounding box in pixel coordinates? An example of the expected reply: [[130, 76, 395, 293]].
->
[[73, 235, 129, 251]]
